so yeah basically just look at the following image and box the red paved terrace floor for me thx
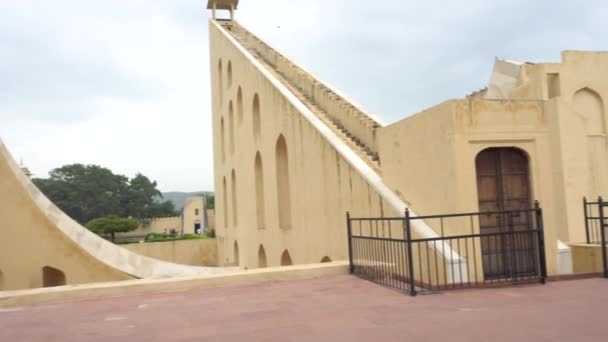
[0,275,607,341]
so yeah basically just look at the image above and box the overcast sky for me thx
[0,0,606,192]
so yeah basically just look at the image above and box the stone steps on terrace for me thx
[222,22,380,171]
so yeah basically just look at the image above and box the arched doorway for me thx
[280,250,293,266]
[258,245,267,268]
[234,241,240,266]
[42,266,66,287]
[320,256,332,263]
[476,147,533,279]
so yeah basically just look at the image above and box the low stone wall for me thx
[123,239,218,267]
[570,244,605,273]
[0,262,349,308]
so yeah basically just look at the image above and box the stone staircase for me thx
[221,22,381,171]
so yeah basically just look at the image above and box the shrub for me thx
[144,233,208,243]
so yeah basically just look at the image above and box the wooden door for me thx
[476,148,533,279]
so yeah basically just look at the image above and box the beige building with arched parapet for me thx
[115,196,210,242]
[208,1,607,277]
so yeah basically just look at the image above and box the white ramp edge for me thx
[0,139,238,279]
[213,20,467,283]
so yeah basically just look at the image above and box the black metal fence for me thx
[583,197,608,277]
[347,203,547,296]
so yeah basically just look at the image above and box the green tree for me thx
[34,164,129,223]
[205,193,215,209]
[147,200,178,217]
[86,216,139,242]
[33,164,176,224]
[122,173,176,218]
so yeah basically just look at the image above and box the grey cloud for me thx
[0,1,174,123]
[244,0,607,123]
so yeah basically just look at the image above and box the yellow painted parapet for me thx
[0,139,237,291]
[0,261,348,308]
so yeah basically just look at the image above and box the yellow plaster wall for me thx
[379,99,561,274]
[210,15,607,279]
[511,52,608,243]
[118,216,182,239]
[0,151,132,291]
[210,20,395,270]
[569,244,606,273]
[122,239,218,267]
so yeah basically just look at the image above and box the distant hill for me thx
[161,191,213,211]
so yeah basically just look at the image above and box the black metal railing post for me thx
[346,211,354,274]
[583,197,590,244]
[404,209,417,296]
[598,197,608,278]
[534,201,547,284]
[507,214,517,280]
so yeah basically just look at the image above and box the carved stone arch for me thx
[573,87,608,197]
[280,250,293,266]
[229,101,235,154]
[227,60,233,88]
[255,151,266,229]
[220,117,226,162]
[42,266,66,287]
[573,87,605,135]
[237,87,243,125]
[275,135,292,229]
[218,59,223,104]
[253,94,261,138]
[222,176,228,228]
[234,240,239,266]
[258,245,267,268]
[231,169,238,227]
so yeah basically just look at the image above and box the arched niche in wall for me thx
[255,152,266,229]
[227,60,233,88]
[42,266,66,288]
[275,135,292,229]
[574,87,607,197]
[574,87,606,135]
[253,94,261,138]
[320,256,332,263]
[258,245,267,268]
[231,169,238,227]
[218,59,223,105]
[229,101,235,155]
[234,241,239,266]
[280,250,293,266]
[237,87,243,126]
[220,117,226,162]
[222,176,228,228]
